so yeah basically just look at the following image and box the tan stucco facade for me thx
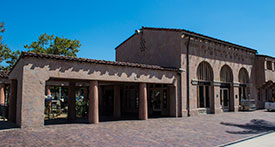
[116,27,265,116]
[8,55,180,128]
[6,27,275,129]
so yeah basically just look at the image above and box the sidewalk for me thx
[228,132,275,147]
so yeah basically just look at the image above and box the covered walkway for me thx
[8,52,181,128]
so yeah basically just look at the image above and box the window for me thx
[197,62,213,108]
[266,61,272,70]
[220,65,233,83]
[197,62,213,81]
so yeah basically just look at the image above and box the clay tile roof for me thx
[0,70,9,79]
[21,52,178,71]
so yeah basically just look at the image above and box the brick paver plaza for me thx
[0,110,275,147]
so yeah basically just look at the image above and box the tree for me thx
[0,22,13,70]
[0,24,82,70]
[24,33,81,57]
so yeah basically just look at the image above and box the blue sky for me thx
[1,0,275,61]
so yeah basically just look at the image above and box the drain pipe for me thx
[186,35,191,117]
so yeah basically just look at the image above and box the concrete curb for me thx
[216,130,275,147]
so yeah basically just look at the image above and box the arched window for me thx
[239,68,249,84]
[197,61,213,81]
[220,65,233,111]
[220,65,233,83]
[238,68,249,104]
[197,61,213,109]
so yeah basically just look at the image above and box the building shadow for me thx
[221,119,275,134]
[0,120,19,130]
[44,118,88,126]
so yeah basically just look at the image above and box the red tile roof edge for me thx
[20,52,179,72]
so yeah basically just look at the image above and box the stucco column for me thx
[114,85,121,118]
[139,83,148,120]
[169,85,178,117]
[229,87,234,112]
[8,80,17,123]
[0,84,5,105]
[68,82,76,120]
[214,86,222,114]
[233,87,239,112]
[88,81,99,124]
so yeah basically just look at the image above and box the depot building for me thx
[1,27,275,128]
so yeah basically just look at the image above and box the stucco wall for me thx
[9,59,24,127]
[264,58,275,82]
[180,38,257,114]
[9,57,181,128]
[255,56,265,87]
[116,29,182,68]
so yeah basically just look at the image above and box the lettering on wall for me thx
[186,38,254,63]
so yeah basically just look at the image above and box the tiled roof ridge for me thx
[21,52,178,71]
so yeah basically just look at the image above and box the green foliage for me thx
[0,22,81,70]
[24,33,81,57]
[76,98,88,118]
[0,22,14,70]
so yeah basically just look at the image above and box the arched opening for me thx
[197,61,214,112]
[238,68,249,108]
[220,65,233,112]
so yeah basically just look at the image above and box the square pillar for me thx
[139,83,148,120]
[169,85,178,117]
[68,82,76,120]
[114,85,121,118]
[8,80,17,123]
[88,81,99,124]
[0,84,5,105]
[234,87,239,112]
[214,86,222,114]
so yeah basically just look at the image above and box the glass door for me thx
[153,89,162,112]
[220,88,229,111]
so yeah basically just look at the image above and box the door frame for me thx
[220,88,230,111]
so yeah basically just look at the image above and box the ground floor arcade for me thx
[43,80,176,124]
[7,52,180,128]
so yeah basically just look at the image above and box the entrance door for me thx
[100,87,114,116]
[198,85,210,108]
[220,88,229,111]
[152,89,162,112]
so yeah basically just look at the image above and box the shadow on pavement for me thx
[0,120,19,130]
[44,118,88,126]
[44,116,139,126]
[221,119,275,134]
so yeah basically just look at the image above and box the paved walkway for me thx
[0,110,275,147]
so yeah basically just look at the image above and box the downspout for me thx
[186,35,191,117]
